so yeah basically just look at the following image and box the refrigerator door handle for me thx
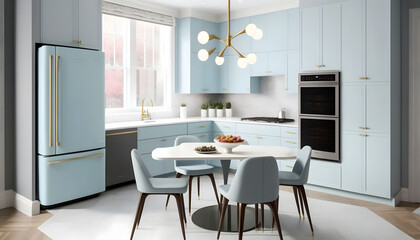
[55,55,60,146]
[49,55,53,147]
[48,153,105,165]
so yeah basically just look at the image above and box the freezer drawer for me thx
[38,149,105,206]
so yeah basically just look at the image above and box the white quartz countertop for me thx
[105,117,298,131]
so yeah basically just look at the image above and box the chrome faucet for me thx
[141,98,154,120]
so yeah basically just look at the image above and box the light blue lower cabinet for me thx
[341,132,365,193]
[38,149,105,206]
[307,160,342,189]
[192,133,210,142]
[366,133,391,198]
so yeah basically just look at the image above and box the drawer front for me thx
[308,160,342,189]
[138,124,187,140]
[192,133,210,142]
[188,121,211,134]
[212,121,236,132]
[281,127,298,139]
[279,159,296,172]
[281,137,299,148]
[38,149,105,206]
[259,135,281,146]
[236,123,281,137]
[138,136,177,155]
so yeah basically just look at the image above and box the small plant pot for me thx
[217,109,224,118]
[225,109,232,118]
[201,109,207,118]
[208,108,216,118]
[180,107,187,119]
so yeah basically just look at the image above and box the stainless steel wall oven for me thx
[299,71,340,162]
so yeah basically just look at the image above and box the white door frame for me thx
[409,8,420,203]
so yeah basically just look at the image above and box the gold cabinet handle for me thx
[199,126,206,128]
[55,56,60,146]
[286,140,296,144]
[49,55,53,147]
[73,40,78,44]
[359,77,369,80]
[315,65,325,68]
[358,126,370,130]
[223,88,228,91]
[246,88,250,90]
[199,134,206,138]
[359,134,368,137]
[264,71,272,74]
[285,164,293,168]
[256,137,263,139]
[202,89,209,91]
[106,130,138,136]
[79,40,83,44]
[222,126,230,128]
[286,131,296,134]
[161,139,167,142]
[48,153,104,165]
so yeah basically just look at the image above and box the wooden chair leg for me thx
[271,198,279,232]
[267,201,283,240]
[298,187,305,219]
[188,176,193,216]
[136,194,147,228]
[217,197,229,240]
[254,204,259,232]
[208,174,221,209]
[166,173,183,210]
[180,193,187,225]
[197,176,200,200]
[238,203,247,240]
[293,186,302,219]
[130,194,143,240]
[174,194,186,240]
[260,203,264,232]
[299,186,314,235]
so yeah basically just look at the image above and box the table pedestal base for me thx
[191,205,259,232]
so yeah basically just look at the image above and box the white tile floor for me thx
[38,173,413,240]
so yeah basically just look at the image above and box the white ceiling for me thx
[139,0,298,15]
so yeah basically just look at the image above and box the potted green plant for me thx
[208,101,216,118]
[201,103,208,118]
[216,102,224,118]
[225,102,232,118]
[180,103,187,119]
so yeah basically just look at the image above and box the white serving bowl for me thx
[213,138,245,153]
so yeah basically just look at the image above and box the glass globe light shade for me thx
[197,31,210,44]
[246,53,257,64]
[198,49,209,61]
[237,57,248,69]
[245,24,257,36]
[253,28,263,40]
[215,56,225,65]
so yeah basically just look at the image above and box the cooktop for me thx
[240,117,295,124]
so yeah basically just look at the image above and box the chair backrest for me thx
[226,156,279,204]
[292,146,312,184]
[174,135,206,167]
[131,149,154,193]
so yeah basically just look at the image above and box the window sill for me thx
[105,107,173,123]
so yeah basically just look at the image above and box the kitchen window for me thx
[102,14,171,110]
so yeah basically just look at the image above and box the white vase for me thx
[208,108,216,118]
[180,107,187,119]
[201,109,207,118]
[225,109,232,118]
[217,109,224,118]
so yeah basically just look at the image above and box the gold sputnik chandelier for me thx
[197,0,263,68]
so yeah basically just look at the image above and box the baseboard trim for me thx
[0,190,40,216]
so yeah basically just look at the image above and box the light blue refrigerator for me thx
[37,46,105,206]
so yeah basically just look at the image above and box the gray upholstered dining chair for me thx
[217,156,283,240]
[165,135,220,216]
[130,149,188,240]
[278,145,314,235]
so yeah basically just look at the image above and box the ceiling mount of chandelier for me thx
[197,0,263,69]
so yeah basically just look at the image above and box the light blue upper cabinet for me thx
[269,52,287,76]
[286,50,299,93]
[251,11,288,53]
[230,18,251,55]
[40,0,101,50]
[342,0,365,83]
[341,84,365,132]
[321,3,341,71]
[300,7,321,71]
[250,53,269,76]
[191,18,218,54]
[218,60,229,93]
[227,56,257,93]
[366,0,391,82]
[288,8,300,50]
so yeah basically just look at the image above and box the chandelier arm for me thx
[231,29,246,40]
[230,45,245,58]
[208,47,216,56]
[218,45,228,57]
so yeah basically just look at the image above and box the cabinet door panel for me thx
[366,134,390,198]
[250,14,270,53]
[288,8,300,50]
[269,51,287,76]
[78,0,102,50]
[301,7,321,71]
[287,50,299,93]
[191,19,218,54]
[366,0,391,82]
[230,18,251,53]
[228,56,251,93]
[322,3,341,70]
[341,132,365,193]
[260,136,281,146]
[41,0,78,47]
[270,11,288,51]
[250,53,269,76]
[237,133,259,146]
[342,0,365,83]
[55,47,105,155]
[190,54,206,93]
[341,84,365,132]
[366,83,390,133]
